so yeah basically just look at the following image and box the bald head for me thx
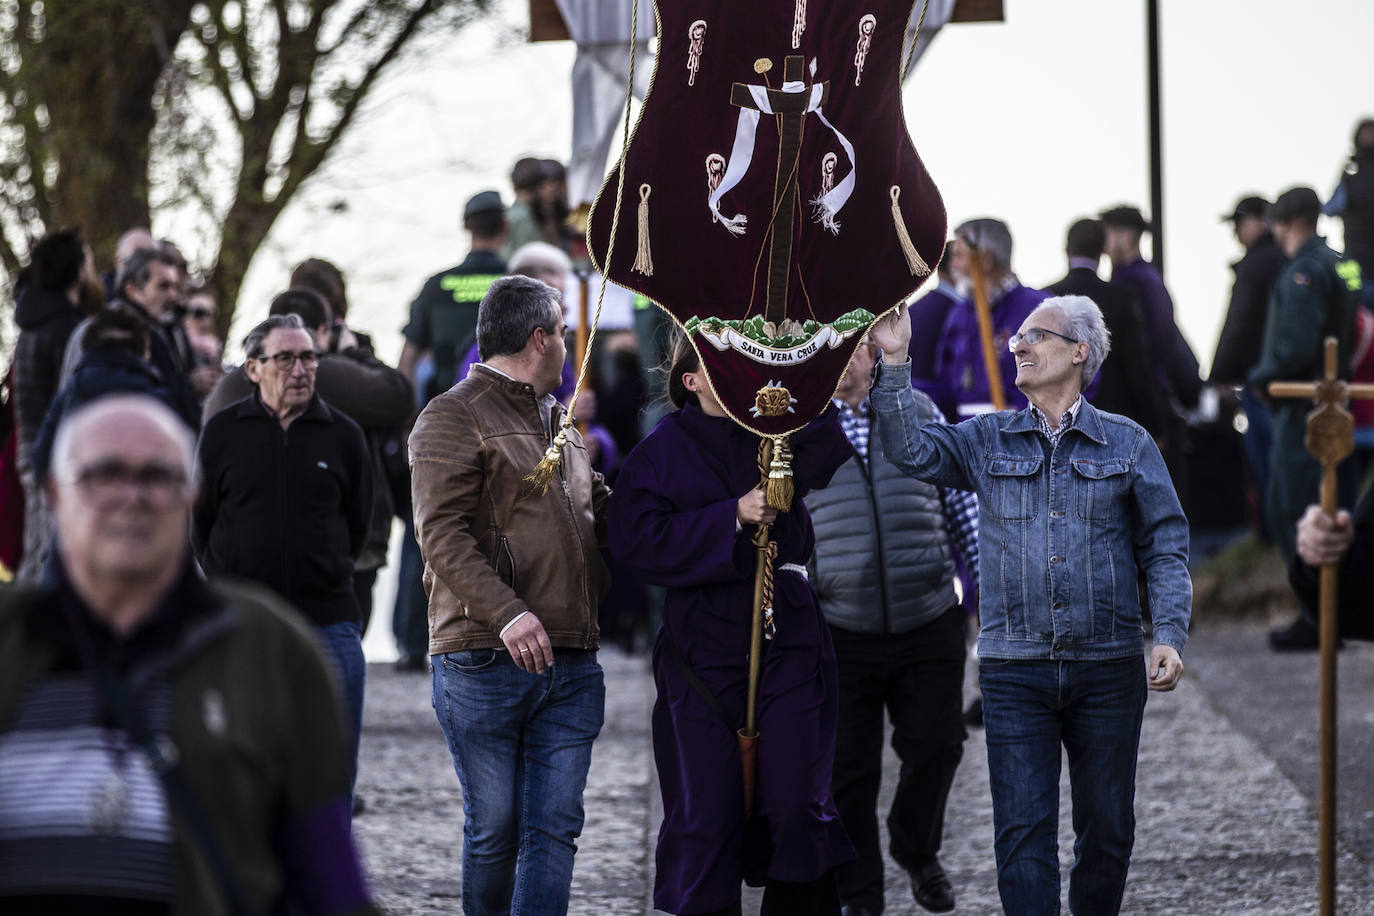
[47,395,197,610]
[50,395,195,487]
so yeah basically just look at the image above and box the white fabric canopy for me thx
[557,0,656,207]
[902,0,958,79]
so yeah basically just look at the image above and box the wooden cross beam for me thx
[1267,336,1374,916]
[730,55,828,324]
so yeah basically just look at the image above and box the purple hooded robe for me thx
[608,402,855,913]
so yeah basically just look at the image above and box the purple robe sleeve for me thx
[608,418,759,587]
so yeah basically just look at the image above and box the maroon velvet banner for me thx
[588,0,946,436]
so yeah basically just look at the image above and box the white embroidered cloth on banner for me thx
[707,78,857,235]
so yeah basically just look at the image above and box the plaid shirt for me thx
[836,399,979,584]
[1030,396,1083,448]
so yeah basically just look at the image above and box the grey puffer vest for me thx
[805,403,958,635]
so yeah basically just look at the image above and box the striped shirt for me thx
[836,399,980,583]
[0,676,174,905]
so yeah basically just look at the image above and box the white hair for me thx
[1039,295,1111,390]
[956,218,1013,271]
[50,394,197,487]
[508,241,572,278]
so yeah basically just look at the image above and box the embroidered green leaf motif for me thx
[685,309,876,348]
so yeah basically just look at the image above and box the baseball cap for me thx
[1270,187,1322,225]
[1222,195,1269,223]
[463,190,505,219]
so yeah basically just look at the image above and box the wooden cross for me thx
[730,55,828,324]
[1267,336,1374,916]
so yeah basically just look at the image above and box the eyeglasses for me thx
[187,307,215,320]
[1008,327,1080,352]
[254,350,319,370]
[68,460,189,507]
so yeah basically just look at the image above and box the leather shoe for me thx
[910,862,955,913]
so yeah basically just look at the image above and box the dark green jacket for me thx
[1248,235,1360,390]
[0,570,377,915]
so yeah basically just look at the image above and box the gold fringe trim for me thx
[524,426,570,493]
[633,184,654,276]
[764,436,794,511]
[890,186,930,277]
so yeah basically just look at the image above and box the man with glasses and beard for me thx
[193,314,373,801]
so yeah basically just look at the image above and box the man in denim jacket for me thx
[868,295,1190,915]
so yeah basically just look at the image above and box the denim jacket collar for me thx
[1000,399,1109,446]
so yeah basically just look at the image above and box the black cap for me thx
[1098,205,1150,234]
[1222,195,1269,223]
[463,190,505,219]
[1270,187,1322,225]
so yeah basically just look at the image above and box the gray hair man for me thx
[0,395,375,912]
[410,274,609,914]
[59,245,201,428]
[868,294,1191,915]
[201,291,414,636]
[193,314,374,797]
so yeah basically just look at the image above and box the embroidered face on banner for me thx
[588,0,946,437]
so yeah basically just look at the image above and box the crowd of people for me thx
[0,115,1369,915]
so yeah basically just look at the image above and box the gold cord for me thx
[527,0,643,490]
[900,0,932,83]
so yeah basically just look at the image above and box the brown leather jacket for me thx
[409,365,609,654]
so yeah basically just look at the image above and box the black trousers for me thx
[828,606,967,913]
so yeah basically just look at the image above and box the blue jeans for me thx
[979,657,1147,916]
[432,647,605,916]
[317,621,366,798]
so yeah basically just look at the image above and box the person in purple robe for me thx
[608,336,856,916]
[906,253,960,381]
[926,218,1050,421]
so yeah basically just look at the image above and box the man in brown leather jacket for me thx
[409,274,609,915]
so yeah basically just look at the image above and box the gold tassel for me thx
[524,425,571,493]
[633,183,654,276]
[890,186,930,277]
[765,436,794,511]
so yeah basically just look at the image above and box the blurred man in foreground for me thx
[0,395,374,913]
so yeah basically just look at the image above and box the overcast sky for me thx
[220,0,1374,377]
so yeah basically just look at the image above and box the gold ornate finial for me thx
[754,383,793,418]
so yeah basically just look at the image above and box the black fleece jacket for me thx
[193,394,373,626]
